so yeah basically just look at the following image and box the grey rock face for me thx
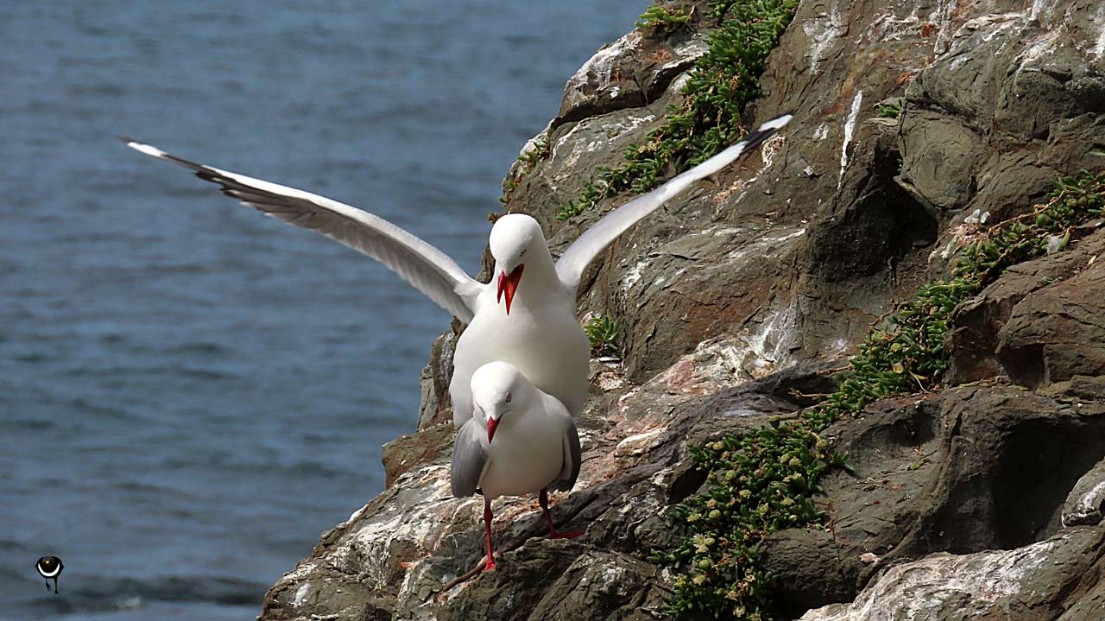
[998,257,1105,389]
[1063,456,1105,528]
[945,229,1105,386]
[261,0,1105,619]
[800,527,1105,621]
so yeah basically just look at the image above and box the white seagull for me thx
[122,114,791,424]
[450,361,582,571]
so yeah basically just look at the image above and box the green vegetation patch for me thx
[659,171,1105,619]
[585,314,622,357]
[807,170,1105,426]
[875,100,903,119]
[637,4,694,37]
[557,0,800,220]
[654,421,846,619]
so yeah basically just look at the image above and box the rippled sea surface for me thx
[0,2,642,618]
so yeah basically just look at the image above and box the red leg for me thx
[540,488,584,540]
[483,497,497,571]
[539,488,559,537]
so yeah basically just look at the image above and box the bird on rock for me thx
[450,361,581,571]
[123,114,791,424]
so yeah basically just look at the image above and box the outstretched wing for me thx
[122,138,482,323]
[554,113,793,288]
[450,419,488,498]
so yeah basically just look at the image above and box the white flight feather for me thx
[122,138,481,323]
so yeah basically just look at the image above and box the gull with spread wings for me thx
[123,113,791,424]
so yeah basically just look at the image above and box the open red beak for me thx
[487,418,498,443]
[496,265,525,315]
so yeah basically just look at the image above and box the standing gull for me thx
[122,114,791,423]
[451,361,581,571]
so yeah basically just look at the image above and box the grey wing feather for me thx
[554,113,793,289]
[121,138,482,323]
[549,415,582,493]
[450,420,488,498]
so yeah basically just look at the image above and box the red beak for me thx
[487,417,498,443]
[496,265,525,315]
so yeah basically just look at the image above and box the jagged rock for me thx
[799,527,1105,621]
[899,2,1105,221]
[892,387,1105,552]
[262,0,1105,618]
[1063,455,1105,528]
[945,228,1105,386]
[381,423,453,488]
[899,107,984,212]
[761,385,1105,616]
[997,254,1105,389]
[435,548,666,621]
[416,328,459,432]
[556,19,710,126]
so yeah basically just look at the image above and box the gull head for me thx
[471,361,532,443]
[489,214,547,314]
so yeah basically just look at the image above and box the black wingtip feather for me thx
[740,114,790,151]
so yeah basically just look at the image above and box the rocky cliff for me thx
[260,1,1105,619]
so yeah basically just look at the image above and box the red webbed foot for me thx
[548,527,585,540]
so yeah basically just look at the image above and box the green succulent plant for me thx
[585,315,622,357]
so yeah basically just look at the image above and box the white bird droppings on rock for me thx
[615,428,666,457]
[344,465,457,586]
[620,256,651,293]
[1093,6,1105,58]
[839,90,863,188]
[927,0,960,55]
[562,32,642,110]
[724,228,806,262]
[803,3,844,75]
[293,583,310,607]
[800,539,1059,620]
[1063,480,1105,526]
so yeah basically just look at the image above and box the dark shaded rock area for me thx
[261,0,1105,619]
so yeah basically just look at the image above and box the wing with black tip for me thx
[122,138,482,323]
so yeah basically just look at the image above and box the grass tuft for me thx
[585,315,622,357]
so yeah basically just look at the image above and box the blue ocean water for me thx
[0,2,643,618]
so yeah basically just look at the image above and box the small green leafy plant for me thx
[637,4,693,35]
[653,420,846,618]
[585,315,622,357]
[875,101,903,119]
